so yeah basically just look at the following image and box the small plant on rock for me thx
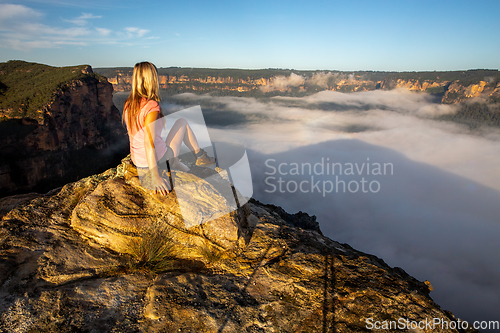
[128,221,177,274]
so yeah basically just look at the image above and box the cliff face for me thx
[97,67,500,104]
[0,62,128,197]
[0,156,478,332]
[109,73,268,94]
[380,78,500,103]
[442,81,500,103]
[379,78,449,92]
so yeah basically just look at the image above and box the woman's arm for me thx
[144,111,170,195]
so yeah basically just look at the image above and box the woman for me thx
[122,61,215,196]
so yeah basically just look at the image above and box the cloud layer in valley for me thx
[165,89,500,328]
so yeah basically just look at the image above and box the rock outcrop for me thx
[0,61,129,197]
[442,80,499,103]
[0,156,478,332]
[71,159,247,255]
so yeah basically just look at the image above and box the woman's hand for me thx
[151,174,170,196]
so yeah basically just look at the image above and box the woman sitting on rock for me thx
[122,61,215,196]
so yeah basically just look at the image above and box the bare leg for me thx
[165,118,201,170]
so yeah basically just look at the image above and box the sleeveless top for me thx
[124,98,168,168]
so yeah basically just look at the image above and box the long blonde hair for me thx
[122,61,161,133]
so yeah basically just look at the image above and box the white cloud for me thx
[0,3,42,21]
[96,27,112,36]
[0,4,152,50]
[308,72,335,88]
[64,12,102,26]
[125,27,150,38]
[169,90,500,324]
[260,73,306,92]
[79,13,101,20]
[173,90,497,190]
[0,4,91,50]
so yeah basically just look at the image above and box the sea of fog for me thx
[154,89,500,329]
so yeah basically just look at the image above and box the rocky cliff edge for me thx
[0,156,478,332]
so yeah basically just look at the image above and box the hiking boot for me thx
[195,149,216,166]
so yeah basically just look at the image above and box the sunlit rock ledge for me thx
[0,156,478,332]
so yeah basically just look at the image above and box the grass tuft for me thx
[128,222,177,274]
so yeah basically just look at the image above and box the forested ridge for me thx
[95,66,500,83]
[0,60,107,122]
[439,102,500,129]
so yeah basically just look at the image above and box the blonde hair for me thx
[122,61,161,133]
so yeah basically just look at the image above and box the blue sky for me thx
[0,0,499,71]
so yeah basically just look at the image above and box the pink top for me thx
[124,98,168,168]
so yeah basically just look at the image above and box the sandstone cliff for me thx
[96,67,500,104]
[0,156,478,332]
[0,61,128,197]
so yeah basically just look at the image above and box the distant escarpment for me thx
[0,156,478,332]
[0,60,128,197]
[95,67,500,104]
